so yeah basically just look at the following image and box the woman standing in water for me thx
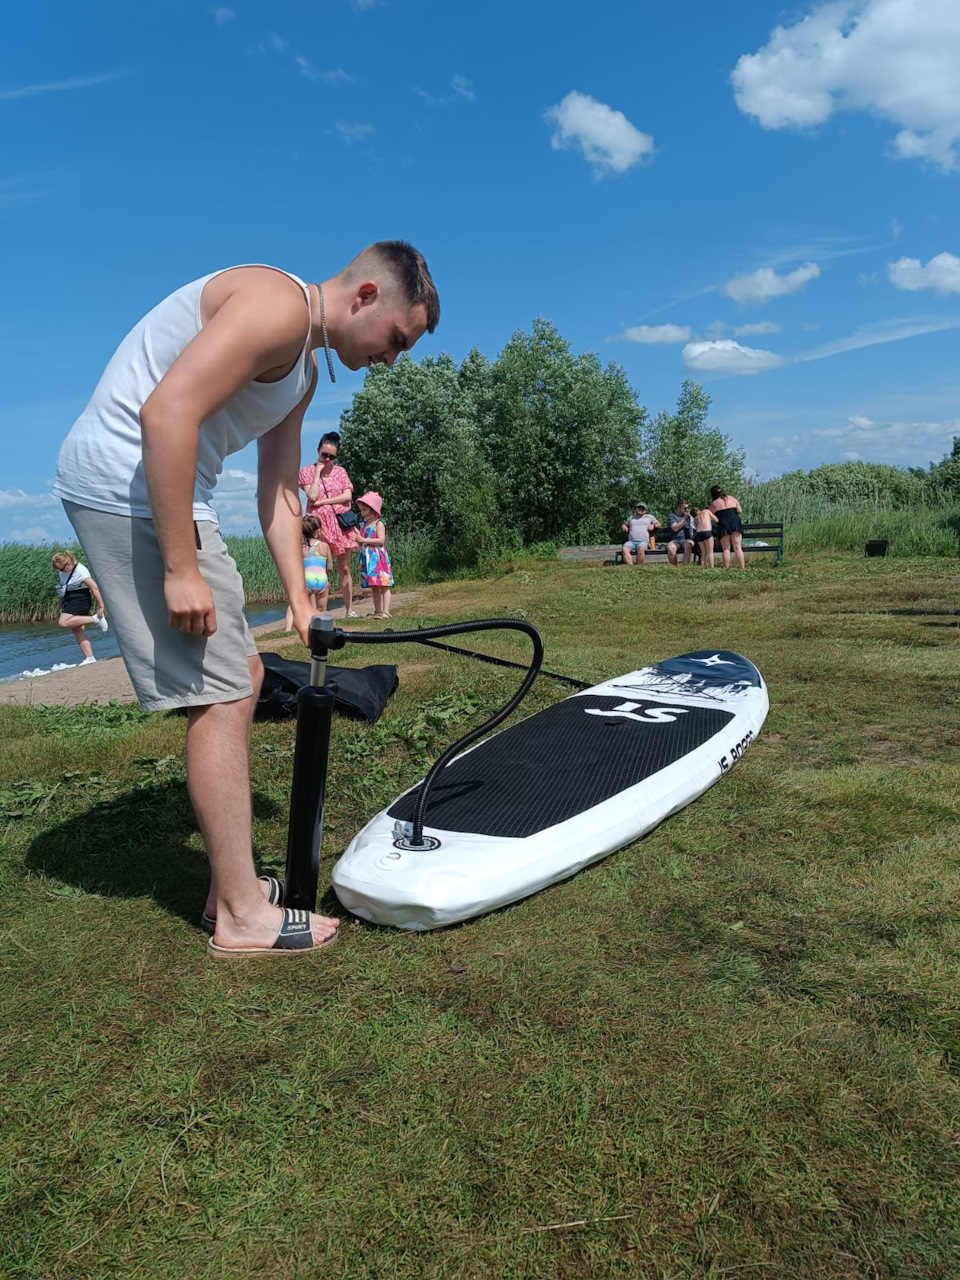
[52,550,108,664]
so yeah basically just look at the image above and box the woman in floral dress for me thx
[298,431,359,617]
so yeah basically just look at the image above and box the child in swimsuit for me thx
[691,507,718,568]
[355,491,394,618]
[284,515,331,630]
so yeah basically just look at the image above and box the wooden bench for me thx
[608,521,784,565]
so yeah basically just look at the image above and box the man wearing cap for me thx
[621,502,661,566]
[52,241,440,958]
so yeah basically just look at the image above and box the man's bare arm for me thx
[258,367,319,647]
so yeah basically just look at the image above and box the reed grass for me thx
[0,530,442,623]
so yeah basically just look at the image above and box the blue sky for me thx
[2,0,959,544]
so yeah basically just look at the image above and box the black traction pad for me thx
[388,693,734,838]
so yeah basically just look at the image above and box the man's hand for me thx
[165,568,217,635]
[290,597,318,648]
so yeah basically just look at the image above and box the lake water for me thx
[0,605,286,684]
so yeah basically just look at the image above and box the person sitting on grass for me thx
[621,502,660,566]
[51,551,108,665]
[355,491,394,618]
[284,515,331,631]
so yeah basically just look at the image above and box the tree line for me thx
[339,319,742,568]
[336,318,960,567]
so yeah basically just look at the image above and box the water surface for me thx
[0,605,285,684]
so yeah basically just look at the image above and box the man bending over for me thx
[53,242,440,958]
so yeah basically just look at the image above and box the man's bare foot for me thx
[203,873,283,926]
[208,903,340,957]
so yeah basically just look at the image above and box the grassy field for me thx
[2,554,959,1278]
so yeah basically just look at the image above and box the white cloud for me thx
[810,415,960,460]
[800,320,820,330]
[9,524,57,544]
[414,76,476,107]
[888,251,960,293]
[620,324,691,345]
[723,262,820,304]
[335,120,375,143]
[800,315,960,361]
[0,489,67,545]
[295,57,352,84]
[0,487,58,511]
[544,91,654,177]
[749,413,960,475]
[212,7,235,24]
[682,339,790,376]
[732,0,960,172]
[0,73,124,101]
[733,320,783,336]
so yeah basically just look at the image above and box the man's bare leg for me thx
[190,657,338,948]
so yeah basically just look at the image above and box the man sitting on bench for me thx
[621,502,661,566]
[666,500,695,565]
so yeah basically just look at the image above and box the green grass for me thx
[2,554,960,1278]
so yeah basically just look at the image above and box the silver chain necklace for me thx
[317,284,336,384]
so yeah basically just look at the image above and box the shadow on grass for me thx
[23,781,283,925]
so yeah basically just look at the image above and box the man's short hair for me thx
[345,241,440,333]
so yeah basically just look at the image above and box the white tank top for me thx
[53,266,315,524]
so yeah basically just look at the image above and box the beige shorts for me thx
[63,501,258,712]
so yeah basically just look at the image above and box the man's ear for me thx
[355,281,379,307]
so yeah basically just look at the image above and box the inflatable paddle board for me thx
[331,650,768,930]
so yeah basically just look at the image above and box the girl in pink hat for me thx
[356,491,394,618]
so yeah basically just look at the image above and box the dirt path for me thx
[0,592,420,708]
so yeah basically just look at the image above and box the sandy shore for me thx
[0,593,418,709]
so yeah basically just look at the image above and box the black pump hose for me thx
[333,618,544,845]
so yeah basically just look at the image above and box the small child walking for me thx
[285,515,332,630]
[356,491,394,618]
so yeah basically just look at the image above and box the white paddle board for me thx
[331,650,768,930]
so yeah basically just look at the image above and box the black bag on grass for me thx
[256,651,398,723]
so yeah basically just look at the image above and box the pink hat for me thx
[356,491,383,517]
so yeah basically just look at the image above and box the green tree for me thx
[339,353,463,534]
[926,437,960,500]
[636,379,745,516]
[774,459,932,507]
[340,350,501,568]
[478,318,645,544]
[339,322,646,561]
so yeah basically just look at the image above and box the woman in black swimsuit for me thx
[709,485,745,570]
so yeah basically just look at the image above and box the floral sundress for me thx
[359,520,393,588]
